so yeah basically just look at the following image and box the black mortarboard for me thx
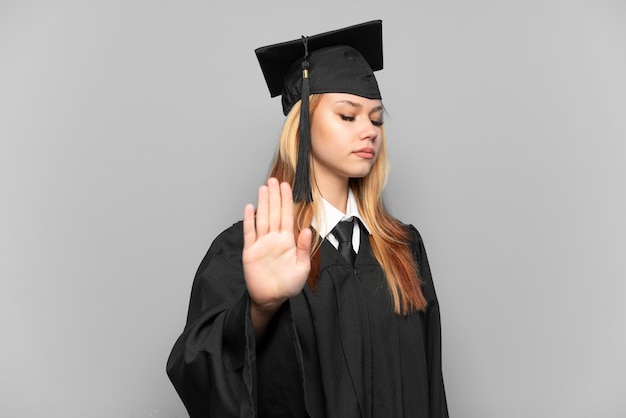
[255,20,384,202]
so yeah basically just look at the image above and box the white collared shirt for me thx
[311,188,371,253]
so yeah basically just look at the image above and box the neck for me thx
[316,177,349,213]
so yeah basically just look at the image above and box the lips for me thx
[353,147,376,159]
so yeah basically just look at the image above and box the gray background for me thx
[1,1,625,417]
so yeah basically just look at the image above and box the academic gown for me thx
[167,220,448,418]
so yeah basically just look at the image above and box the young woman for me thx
[167,20,449,418]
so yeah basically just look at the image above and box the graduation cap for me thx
[255,20,384,202]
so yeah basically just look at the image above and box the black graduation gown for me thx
[167,221,448,418]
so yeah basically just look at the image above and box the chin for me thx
[349,169,373,179]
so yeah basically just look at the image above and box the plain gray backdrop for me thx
[1,1,625,417]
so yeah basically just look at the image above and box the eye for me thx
[339,114,355,122]
[371,119,384,127]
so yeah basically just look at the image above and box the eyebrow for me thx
[334,100,384,115]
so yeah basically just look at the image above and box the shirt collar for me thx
[311,188,371,239]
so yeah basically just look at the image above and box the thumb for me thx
[295,228,313,266]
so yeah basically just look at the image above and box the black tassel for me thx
[293,36,313,202]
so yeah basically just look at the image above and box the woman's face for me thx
[309,93,384,186]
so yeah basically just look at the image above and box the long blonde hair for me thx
[268,95,427,314]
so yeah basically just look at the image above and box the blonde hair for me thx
[268,95,427,314]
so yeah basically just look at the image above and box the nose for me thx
[359,119,379,142]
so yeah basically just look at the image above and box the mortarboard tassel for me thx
[293,36,313,203]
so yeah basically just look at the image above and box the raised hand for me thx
[243,178,312,338]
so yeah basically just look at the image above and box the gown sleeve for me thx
[166,222,258,418]
[409,225,450,418]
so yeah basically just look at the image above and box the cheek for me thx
[374,130,384,150]
[310,114,328,146]
[311,118,342,149]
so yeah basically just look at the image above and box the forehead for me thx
[320,93,383,109]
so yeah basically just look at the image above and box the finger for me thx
[280,182,294,234]
[296,227,313,266]
[267,177,281,232]
[242,203,256,250]
[255,184,269,236]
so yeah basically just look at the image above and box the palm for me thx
[243,179,311,311]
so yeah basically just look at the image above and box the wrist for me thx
[249,297,286,316]
[249,296,287,341]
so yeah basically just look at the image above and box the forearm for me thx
[249,297,286,340]
[167,292,257,417]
